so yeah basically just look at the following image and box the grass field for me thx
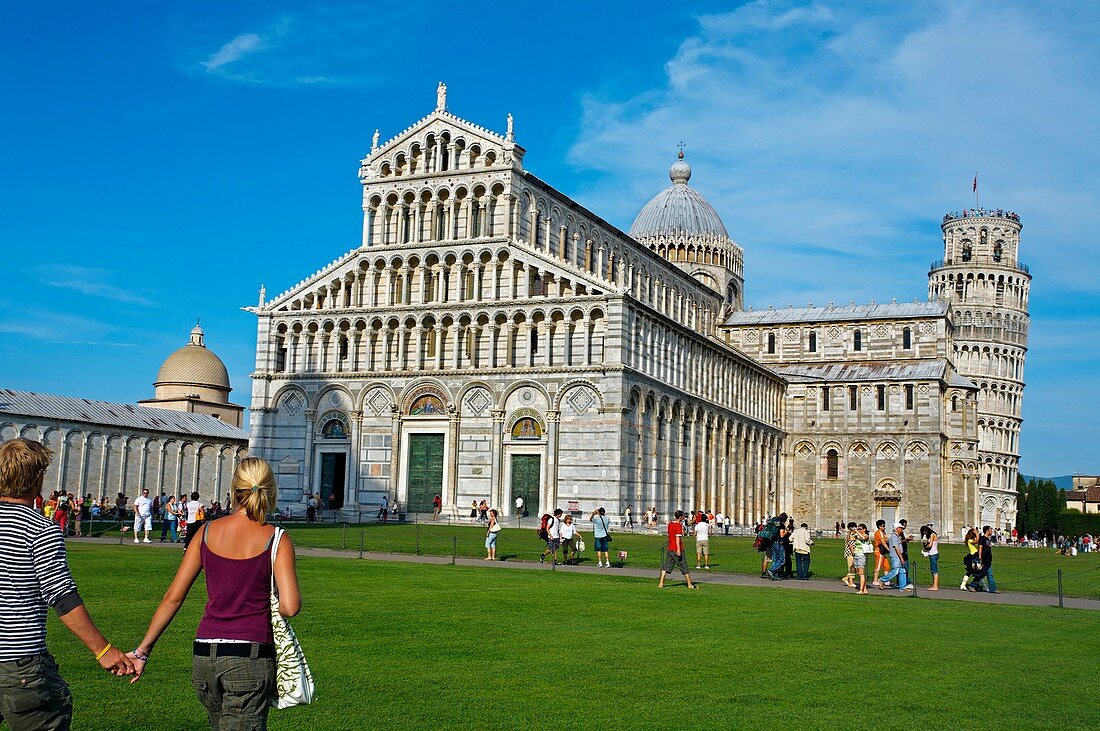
[268,522,1100,599]
[48,544,1100,730]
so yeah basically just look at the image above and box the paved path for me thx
[75,536,1099,611]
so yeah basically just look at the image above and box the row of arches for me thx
[930,270,1030,310]
[974,380,1024,418]
[374,129,502,178]
[0,422,247,503]
[956,344,1026,382]
[271,307,608,374]
[639,233,743,274]
[276,248,602,314]
[977,416,1021,457]
[627,312,783,426]
[625,386,782,525]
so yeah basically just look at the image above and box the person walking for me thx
[539,508,563,564]
[590,507,612,568]
[871,519,890,587]
[432,494,442,521]
[306,493,317,523]
[183,492,205,549]
[54,490,70,537]
[623,503,634,530]
[879,522,913,592]
[379,494,389,523]
[842,522,858,588]
[0,438,135,730]
[791,522,813,579]
[658,510,697,589]
[852,524,871,594]
[132,488,154,544]
[560,514,579,564]
[920,524,940,591]
[694,514,711,570]
[484,509,501,560]
[972,525,1000,593]
[160,496,180,543]
[767,513,789,580]
[127,457,301,730]
[514,495,524,519]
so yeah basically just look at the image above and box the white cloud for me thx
[202,32,264,72]
[39,266,154,307]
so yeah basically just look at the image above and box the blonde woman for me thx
[853,524,871,594]
[560,514,579,564]
[128,457,301,730]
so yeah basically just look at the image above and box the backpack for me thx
[196,505,206,521]
[537,514,552,540]
[755,518,781,550]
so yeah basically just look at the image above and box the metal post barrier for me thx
[342,523,347,550]
[416,525,421,555]
[359,532,364,559]
[909,560,918,598]
[119,521,124,544]
[451,536,457,565]
[1057,569,1064,608]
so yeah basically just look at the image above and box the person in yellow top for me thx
[872,519,890,587]
[961,527,980,590]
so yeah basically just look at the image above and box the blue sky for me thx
[1,1,1097,476]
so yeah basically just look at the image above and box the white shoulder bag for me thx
[270,526,315,708]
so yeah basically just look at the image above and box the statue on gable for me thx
[436,81,447,111]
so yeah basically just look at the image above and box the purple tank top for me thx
[196,526,275,644]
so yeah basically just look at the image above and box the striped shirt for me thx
[0,502,81,661]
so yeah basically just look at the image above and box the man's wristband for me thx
[94,642,113,661]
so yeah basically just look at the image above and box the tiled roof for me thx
[725,301,948,327]
[1066,487,1100,503]
[0,388,248,442]
[774,360,949,383]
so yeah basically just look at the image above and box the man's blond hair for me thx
[0,438,53,499]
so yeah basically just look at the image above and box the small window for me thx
[903,327,912,349]
[767,333,776,354]
[877,385,886,411]
[962,244,972,262]
[531,328,539,354]
[849,386,857,410]
[808,331,817,352]
[951,395,958,411]
[822,387,830,411]
[532,273,544,296]
[425,329,437,358]
[339,336,349,360]
[465,271,476,299]
[853,330,862,352]
[905,384,914,410]
[826,449,839,480]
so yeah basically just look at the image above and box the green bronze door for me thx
[407,434,444,513]
[510,454,540,517]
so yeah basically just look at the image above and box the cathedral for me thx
[247,85,1029,533]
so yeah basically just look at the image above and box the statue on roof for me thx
[371,129,380,152]
[506,113,514,142]
[436,81,447,111]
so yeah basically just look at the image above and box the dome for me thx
[629,152,729,240]
[154,325,231,392]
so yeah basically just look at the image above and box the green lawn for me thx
[273,522,1100,599]
[48,544,1100,730]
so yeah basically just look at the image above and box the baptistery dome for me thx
[629,152,730,240]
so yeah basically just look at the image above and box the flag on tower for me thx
[972,172,977,193]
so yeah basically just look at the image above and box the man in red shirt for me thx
[658,510,697,589]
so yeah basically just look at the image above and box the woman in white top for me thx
[559,515,579,564]
[484,509,501,560]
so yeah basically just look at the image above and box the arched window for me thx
[826,449,839,480]
[951,395,958,411]
[853,330,862,351]
[962,243,972,262]
[409,394,445,415]
[321,418,347,438]
[902,327,912,349]
[808,331,817,352]
[339,336,349,360]
[767,333,776,354]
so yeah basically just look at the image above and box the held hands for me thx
[125,651,148,684]
[98,646,136,677]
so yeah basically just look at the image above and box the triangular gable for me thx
[364,109,512,165]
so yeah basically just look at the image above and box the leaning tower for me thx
[929,208,1030,529]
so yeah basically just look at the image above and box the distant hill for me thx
[1020,475,1076,490]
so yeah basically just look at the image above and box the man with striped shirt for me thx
[0,438,134,730]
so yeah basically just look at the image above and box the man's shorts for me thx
[134,515,152,531]
[546,538,561,552]
[594,536,610,552]
[661,549,689,574]
[0,653,72,730]
[696,540,710,555]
